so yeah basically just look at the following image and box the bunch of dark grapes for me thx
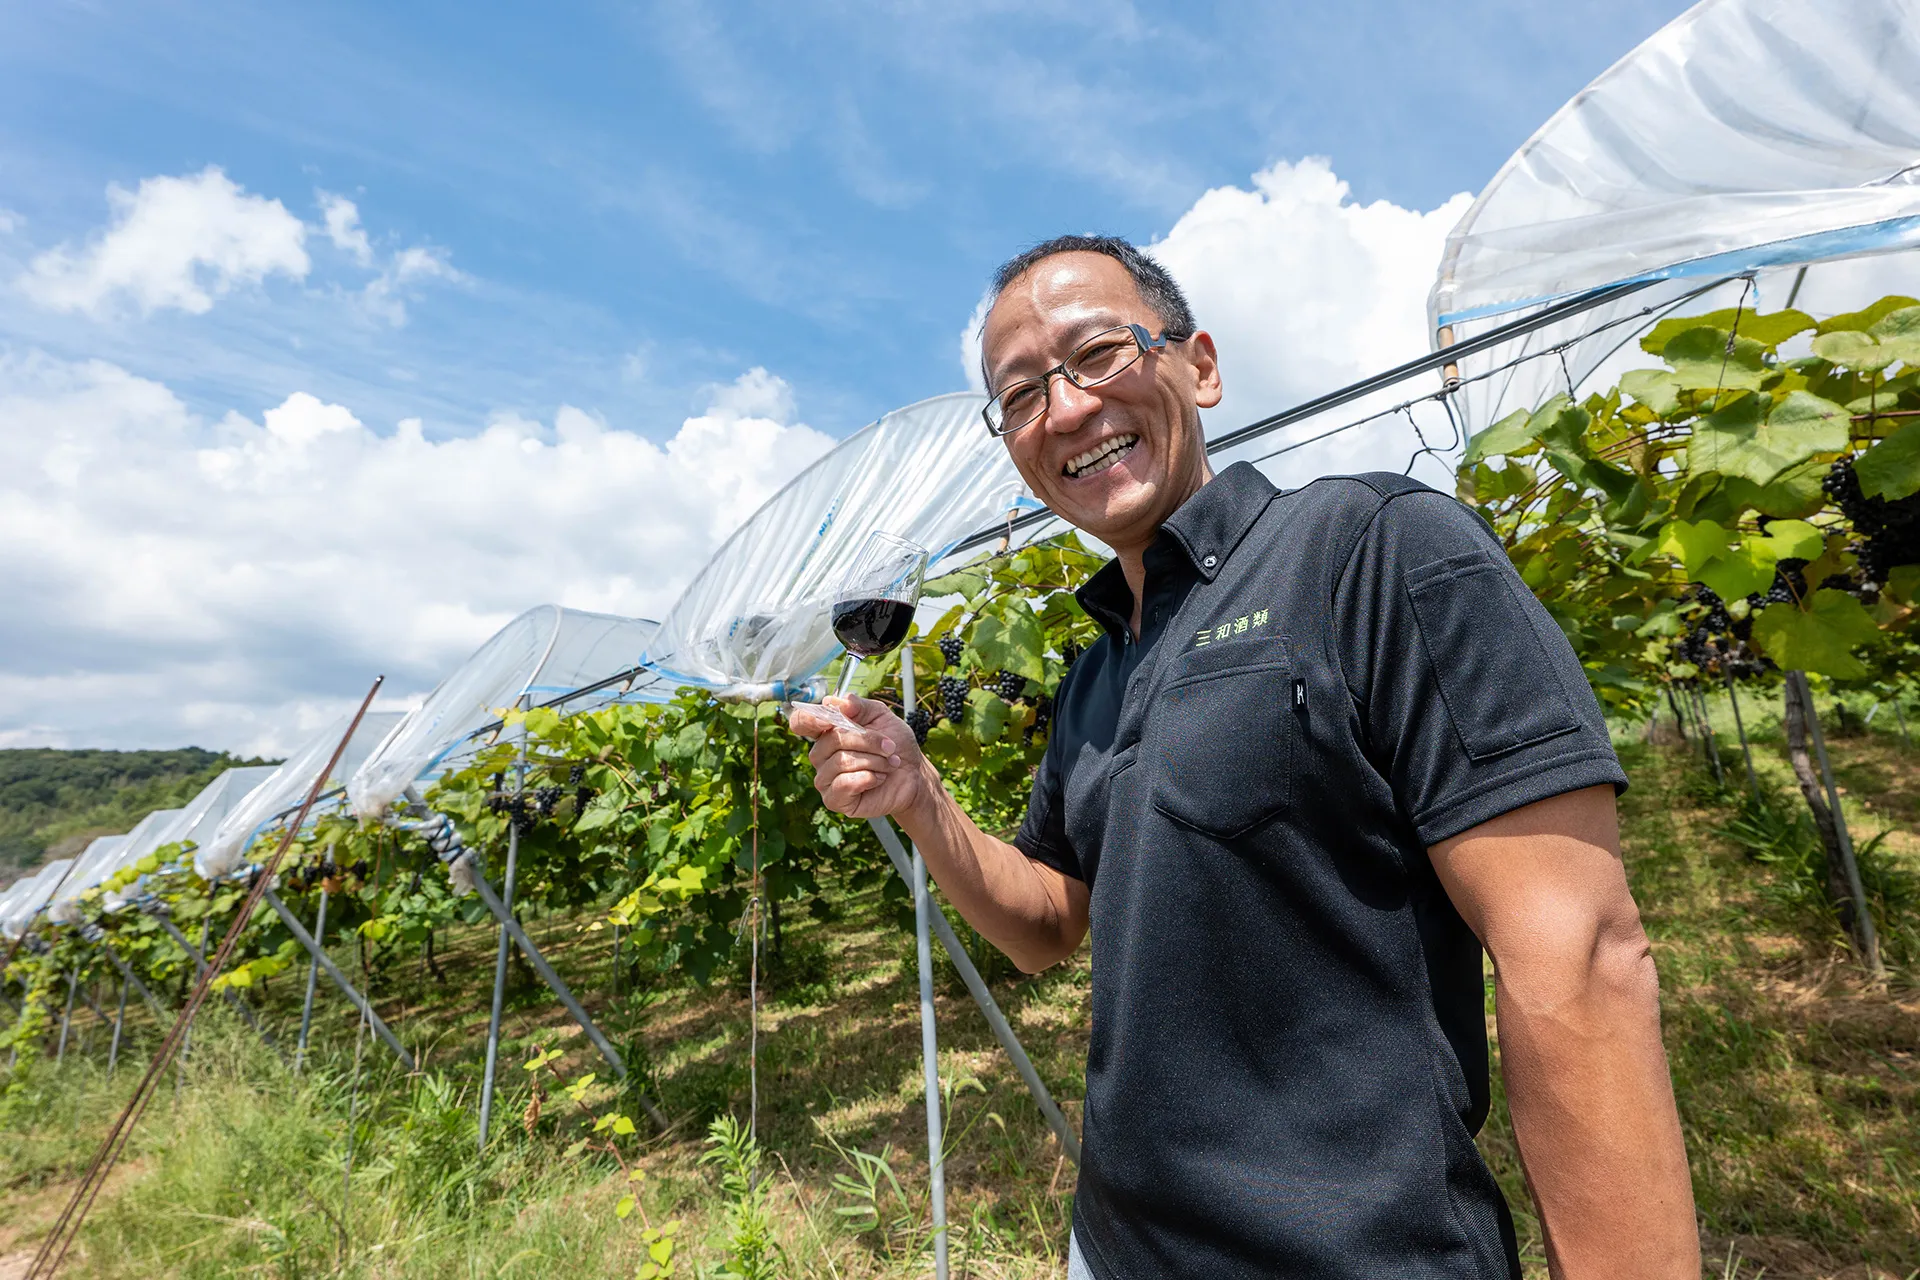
[1060,640,1083,667]
[937,635,964,667]
[937,674,969,722]
[1824,455,1920,592]
[533,784,563,816]
[567,763,585,784]
[992,669,1027,702]
[1745,557,1810,611]
[904,707,933,744]
[1023,695,1054,745]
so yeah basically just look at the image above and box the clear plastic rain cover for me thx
[349,607,663,819]
[45,835,129,924]
[1,859,72,939]
[641,392,1030,690]
[1430,0,1920,439]
[99,767,280,910]
[198,712,406,881]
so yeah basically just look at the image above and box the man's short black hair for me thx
[987,234,1197,341]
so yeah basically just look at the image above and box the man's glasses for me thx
[982,323,1178,438]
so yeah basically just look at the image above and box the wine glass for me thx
[830,531,929,697]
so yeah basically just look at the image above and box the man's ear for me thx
[1186,330,1224,410]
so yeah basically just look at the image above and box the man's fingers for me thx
[805,724,897,767]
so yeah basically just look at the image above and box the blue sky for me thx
[0,0,1680,434]
[0,0,1688,750]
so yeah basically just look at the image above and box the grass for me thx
[3,706,1917,1278]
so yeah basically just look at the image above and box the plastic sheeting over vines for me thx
[198,712,405,881]
[349,607,665,819]
[639,392,1033,691]
[1430,0,1920,439]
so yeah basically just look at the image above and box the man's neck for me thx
[1110,464,1215,639]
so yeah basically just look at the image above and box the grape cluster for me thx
[533,784,564,816]
[568,763,586,784]
[1023,694,1054,745]
[1824,455,1920,591]
[485,791,539,836]
[992,669,1027,702]
[937,635,964,667]
[1673,584,1771,680]
[1060,640,1083,667]
[937,674,969,722]
[1744,557,1809,611]
[904,707,933,744]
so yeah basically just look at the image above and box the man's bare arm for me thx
[1430,785,1697,1279]
[792,695,1088,972]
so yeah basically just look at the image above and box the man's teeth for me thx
[1065,434,1139,478]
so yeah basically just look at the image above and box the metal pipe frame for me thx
[459,858,669,1133]
[477,738,527,1153]
[1791,672,1885,980]
[901,652,950,1278]
[152,913,285,1058]
[260,886,415,1070]
[296,890,329,1072]
[867,816,1081,1164]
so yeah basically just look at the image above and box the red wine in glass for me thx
[830,531,929,696]
[832,597,915,657]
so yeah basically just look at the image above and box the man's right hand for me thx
[789,694,935,822]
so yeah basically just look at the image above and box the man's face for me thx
[981,252,1222,555]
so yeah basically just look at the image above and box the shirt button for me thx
[1202,553,1218,569]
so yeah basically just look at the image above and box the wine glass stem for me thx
[836,655,862,698]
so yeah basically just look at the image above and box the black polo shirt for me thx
[1015,462,1627,1280]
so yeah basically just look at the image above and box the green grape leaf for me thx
[1887,565,1920,605]
[1750,589,1882,679]
[1810,329,1896,372]
[1698,544,1776,601]
[923,565,989,601]
[963,688,1013,743]
[615,1193,636,1219]
[1757,519,1824,561]
[1619,369,1682,416]
[1639,307,1811,355]
[1718,461,1827,518]
[1855,420,1920,500]
[1462,407,1537,464]
[1691,390,1849,485]
[1654,518,1734,578]
[1662,327,1769,392]
[1817,296,1920,334]
[967,609,1046,682]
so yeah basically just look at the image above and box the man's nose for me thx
[1042,373,1100,434]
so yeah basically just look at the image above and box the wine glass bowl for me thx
[830,531,928,694]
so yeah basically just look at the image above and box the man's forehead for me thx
[983,254,1145,367]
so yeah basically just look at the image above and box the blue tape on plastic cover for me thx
[1436,215,1920,328]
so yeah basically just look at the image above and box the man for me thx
[793,236,1697,1279]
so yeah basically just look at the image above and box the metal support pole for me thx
[91,938,169,1023]
[261,887,415,1070]
[296,890,328,1073]
[868,817,1081,1163]
[1693,684,1725,787]
[1724,674,1760,801]
[901,650,950,1278]
[154,915,283,1055]
[478,742,526,1154]
[1791,672,1884,980]
[108,977,128,1074]
[461,860,668,1132]
[56,967,77,1063]
[180,920,211,1069]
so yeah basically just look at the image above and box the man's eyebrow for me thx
[987,313,1129,388]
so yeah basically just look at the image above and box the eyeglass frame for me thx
[981,322,1183,438]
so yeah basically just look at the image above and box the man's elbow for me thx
[1004,921,1086,975]
[1497,908,1661,1027]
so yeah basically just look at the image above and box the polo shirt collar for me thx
[1074,461,1280,639]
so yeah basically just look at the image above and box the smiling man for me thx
[792,236,1698,1279]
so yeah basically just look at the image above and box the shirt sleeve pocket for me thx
[1143,637,1293,839]
[1403,550,1581,761]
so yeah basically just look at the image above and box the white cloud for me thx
[1149,158,1473,486]
[0,209,20,236]
[0,353,833,752]
[19,168,310,317]
[962,157,1473,488]
[318,191,373,265]
[360,243,464,326]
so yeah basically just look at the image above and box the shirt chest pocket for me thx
[1140,635,1294,840]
